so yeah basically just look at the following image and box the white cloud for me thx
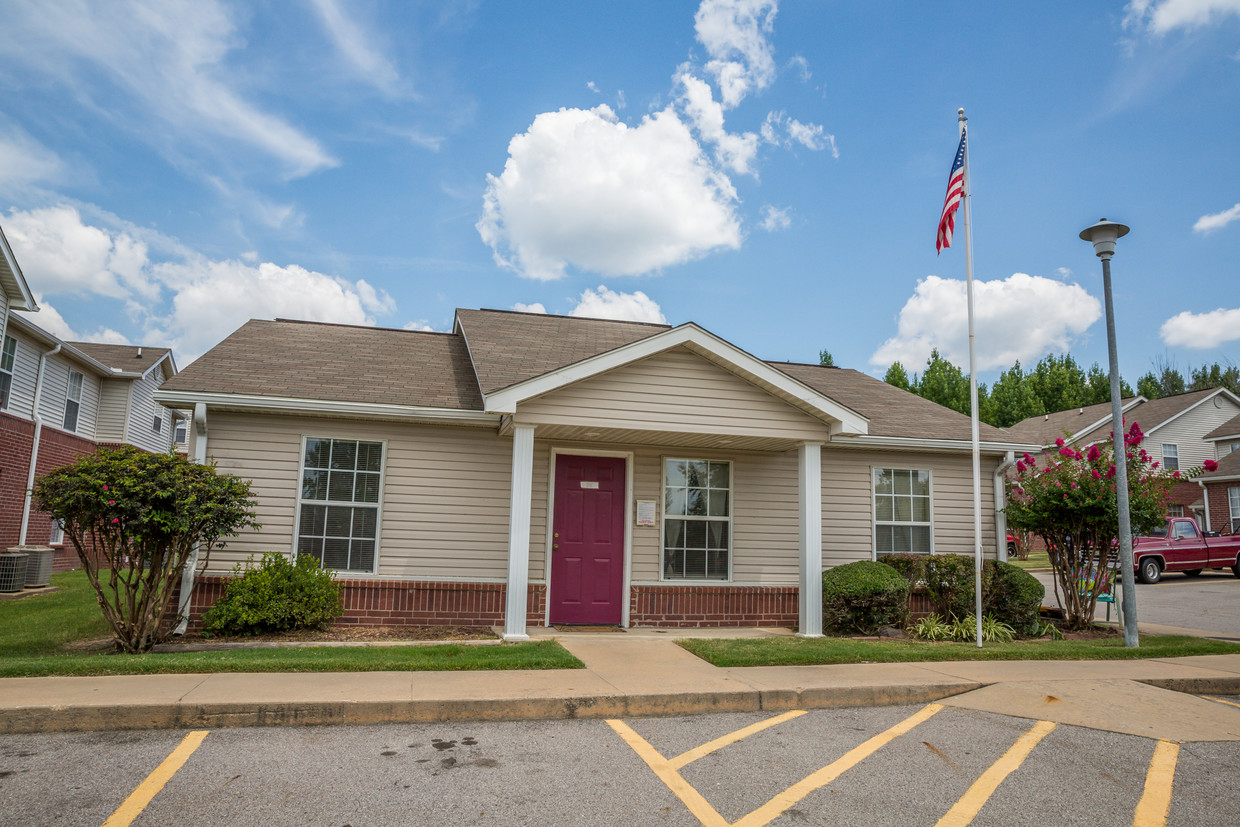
[511,302,548,314]
[763,111,838,156]
[870,274,1102,371]
[1055,267,1073,279]
[402,320,434,332]
[694,0,779,108]
[15,296,129,345]
[1193,202,1240,234]
[759,205,791,231]
[787,54,811,81]
[0,0,336,178]
[1160,306,1240,347]
[587,81,600,94]
[568,286,667,324]
[678,72,760,174]
[307,0,401,96]
[4,206,158,299]
[477,105,741,281]
[0,126,64,190]
[1125,0,1240,32]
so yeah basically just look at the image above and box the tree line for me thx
[863,351,1240,429]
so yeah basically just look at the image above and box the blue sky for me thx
[0,0,1238,387]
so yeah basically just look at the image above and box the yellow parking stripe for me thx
[606,719,729,827]
[101,730,209,827]
[1203,695,1240,710]
[669,710,807,770]
[1133,740,1179,827]
[934,720,1055,827]
[732,703,944,827]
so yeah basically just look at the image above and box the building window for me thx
[1167,504,1184,517]
[63,370,83,431]
[1230,487,1240,534]
[1162,444,1178,471]
[663,459,730,580]
[296,437,383,573]
[49,519,64,545]
[1223,440,1240,458]
[874,468,932,554]
[153,413,162,433]
[0,335,16,410]
[175,423,187,444]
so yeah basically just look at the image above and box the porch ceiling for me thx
[507,421,804,453]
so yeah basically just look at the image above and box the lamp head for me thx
[1079,218,1130,261]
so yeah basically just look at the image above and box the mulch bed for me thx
[163,625,497,646]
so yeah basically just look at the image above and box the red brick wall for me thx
[629,584,799,628]
[1165,480,1204,517]
[1204,481,1238,534]
[175,575,548,630]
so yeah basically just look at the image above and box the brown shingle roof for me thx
[770,362,1019,442]
[456,308,669,394]
[1204,447,1240,479]
[1204,413,1240,442]
[1005,398,1132,446]
[1075,388,1225,446]
[70,342,172,375]
[161,319,483,409]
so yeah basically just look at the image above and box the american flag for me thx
[936,127,967,254]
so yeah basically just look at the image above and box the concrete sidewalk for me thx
[3,629,1240,738]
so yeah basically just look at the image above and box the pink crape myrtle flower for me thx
[1204,460,1219,473]
[1086,445,1101,462]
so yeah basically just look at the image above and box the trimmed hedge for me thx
[925,553,977,620]
[821,561,910,635]
[986,560,1044,635]
[880,553,926,588]
[204,553,342,635]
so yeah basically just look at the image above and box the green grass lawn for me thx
[0,571,583,678]
[679,634,1240,668]
[1008,549,1051,571]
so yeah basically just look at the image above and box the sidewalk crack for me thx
[177,676,211,703]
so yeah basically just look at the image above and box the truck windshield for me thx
[1141,524,1170,539]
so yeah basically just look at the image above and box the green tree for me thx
[33,447,258,653]
[1189,362,1240,394]
[988,361,1045,427]
[883,361,912,392]
[818,349,835,367]
[1136,370,1161,400]
[917,349,973,416]
[1028,353,1089,414]
[1084,362,1134,406]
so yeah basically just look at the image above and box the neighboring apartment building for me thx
[1200,413,1240,535]
[0,221,180,569]
[1006,387,1240,526]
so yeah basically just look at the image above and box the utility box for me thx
[0,549,30,593]
[19,546,56,588]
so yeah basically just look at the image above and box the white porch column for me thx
[797,441,824,638]
[503,423,536,641]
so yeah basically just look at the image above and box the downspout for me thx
[993,451,1016,562]
[173,402,208,635]
[19,343,62,544]
[1198,480,1211,533]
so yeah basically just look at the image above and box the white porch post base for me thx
[797,441,824,638]
[503,423,536,641]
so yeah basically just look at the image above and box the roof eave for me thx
[833,433,1040,455]
[0,224,38,312]
[153,389,498,427]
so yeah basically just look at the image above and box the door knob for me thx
[553,544,559,550]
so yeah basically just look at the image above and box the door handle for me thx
[553,544,559,550]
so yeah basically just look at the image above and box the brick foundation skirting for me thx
[628,584,799,628]
[174,576,547,630]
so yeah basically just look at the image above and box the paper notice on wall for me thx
[580,480,599,489]
[636,500,657,526]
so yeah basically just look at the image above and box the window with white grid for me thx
[874,468,932,555]
[296,437,384,573]
[662,459,731,580]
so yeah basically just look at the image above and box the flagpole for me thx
[959,108,984,649]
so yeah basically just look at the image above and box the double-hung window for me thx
[1162,444,1179,471]
[63,370,83,432]
[296,437,383,573]
[0,335,16,410]
[874,468,932,555]
[663,459,731,580]
[1230,487,1240,535]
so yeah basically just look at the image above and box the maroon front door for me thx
[549,454,626,625]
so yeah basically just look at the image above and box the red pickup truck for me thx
[1132,517,1240,584]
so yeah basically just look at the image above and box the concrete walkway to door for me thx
[3,626,1240,741]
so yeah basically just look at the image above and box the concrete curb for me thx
[1138,676,1240,695]
[0,682,982,734]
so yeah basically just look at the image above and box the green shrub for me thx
[821,561,910,635]
[204,553,342,635]
[879,553,926,588]
[985,560,1044,635]
[909,613,953,641]
[924,553,980,619]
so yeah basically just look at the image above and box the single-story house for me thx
[154,309,1037,637]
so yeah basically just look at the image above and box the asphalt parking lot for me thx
[3,698,1239,826]
[1035,569,1240,638]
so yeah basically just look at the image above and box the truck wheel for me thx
[1233,563,1240,579]
[1139,558,1162,584]
[1184,569,1203,577]
[1007,542,1016,557]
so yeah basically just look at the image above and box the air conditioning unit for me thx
[22,546,56,588]
[0,550,29,593]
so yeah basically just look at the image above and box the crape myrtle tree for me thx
[1004,422,1216,629]
[33,446,258,653]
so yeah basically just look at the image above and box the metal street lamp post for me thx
[1079,218,1138,647]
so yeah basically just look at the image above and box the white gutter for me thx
[19,343,61,544]
[174,402,209,635]
[994,451,1016,562]
[153,389,498,427]
[832,434,1040,455]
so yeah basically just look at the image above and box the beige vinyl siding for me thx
[1148,395,1240,471]
[95,379,131,442]
[0,293,7,340]
[515,347,834,442]
[35,357,100,438]
[4,328,45,418]
[202,413,527,580]
[124,367,171,452]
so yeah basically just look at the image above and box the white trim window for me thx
[63,370,83,432]
[49,519,64,545]
[1166,504,1184,517]
[152,413,162,433]
[1230,486,1240,535]
[174,422,187,445]
[1161,443,1179,472]
[874,468,932,555]
[0,335,16,410]
[662,459,731,580]
[296,437,384,573]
